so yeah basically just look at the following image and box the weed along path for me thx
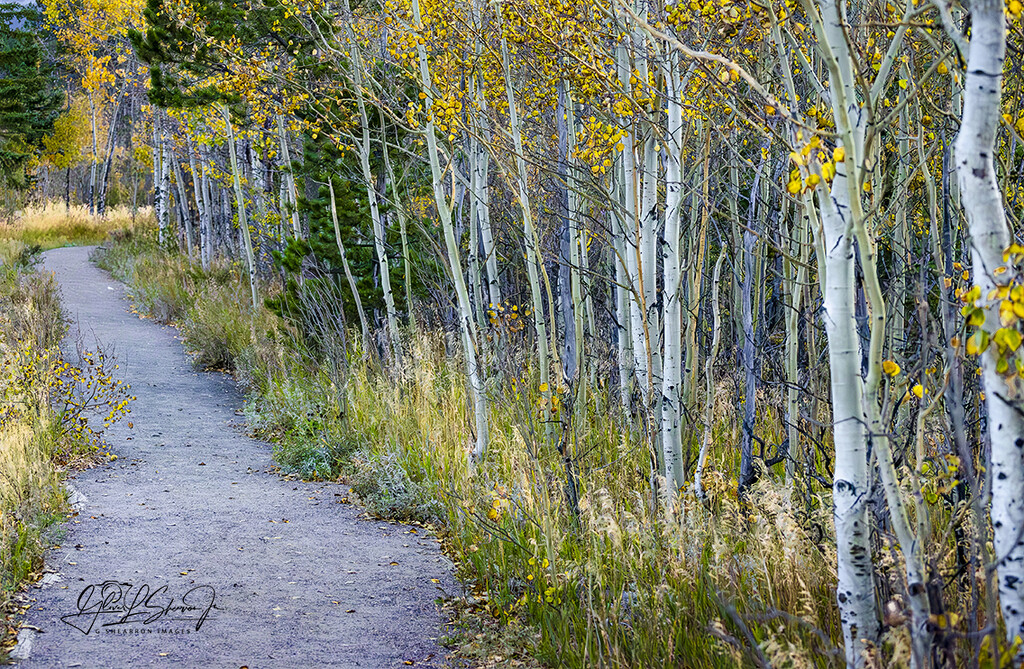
[13,246,455,668]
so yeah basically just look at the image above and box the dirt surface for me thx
[11,246,456,668]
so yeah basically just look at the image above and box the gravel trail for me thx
[11,246,454,668]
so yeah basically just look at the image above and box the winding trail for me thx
[12,246,455,668]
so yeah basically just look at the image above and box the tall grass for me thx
[0,241,134,661]
[98,230,849,667]
[0,202,152,250]
[0,242,68,659]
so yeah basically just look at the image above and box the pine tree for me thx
[0,3,60,189]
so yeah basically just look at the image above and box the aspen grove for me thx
[13,0,1024,663]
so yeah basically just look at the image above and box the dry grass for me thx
[0,202,152,250]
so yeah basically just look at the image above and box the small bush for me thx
[179,282,255,370]
[349,448,440,523]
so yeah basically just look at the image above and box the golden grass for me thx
[0,202,153,250]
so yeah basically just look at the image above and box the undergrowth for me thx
[97,230,848,668]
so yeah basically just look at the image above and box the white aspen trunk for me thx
[816,176,877,667]
[276,115,301,238]
[187,141,211,270]
[247,143,268,252]
[682,148,705,421]
[784,204,809,487]
[498,10,551,402]
[556,80,578,383]
[565,85,585,405]
[694,251,726,499]
[660,49,684,494]
[199,142,215,264]
[617,45,646,396]
[344,25,400,359]
[96,90,124,217]
[955,0,1024,648]
[88,92,99,217]
[411,0,488,460]
[613,42,634,410]
[153,113,167,244]
[219,104,259,309]
[475,127,499,310]
[468,0,499,312]
[468,158,486,331]
[171,150,194,260]
[159,123,172,243]
[638,134,661,395]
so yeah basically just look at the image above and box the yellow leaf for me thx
[882,359,901,376]
[833,146,846,163]
[911,384,924,398]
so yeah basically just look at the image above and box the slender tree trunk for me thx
[661,48,685,494]
[171,150,194,260]
[187,139,210,270]
[412,0,488,460]
[328,178,372,356]
[277,115,301,238]
[955,0,1024,649]
[694,251,726,499]
[88,92,99,217]
[498,8,552,409]
[219,104,259,309]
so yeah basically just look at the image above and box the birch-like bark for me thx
[613,41,634,410]
[159,123,172,243]
[219,104,259,309]
[277,115,301,238]
[88,92,99,217]
[411,0,489,459]
[382,140,417,335]
[498,7,551,403]
[955,0,1024,647]
[661,48,685,494]
[199,141,215,263]
[556,80,578,383]
[153,112,168,244]
[171,150,194,260]
[187,139,211,270]
[343,18,401,359]
[694,251,726,499]
[97,89,124,217]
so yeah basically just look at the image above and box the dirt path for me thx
[11,246,456,668]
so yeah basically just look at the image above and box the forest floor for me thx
[9,246,457,668]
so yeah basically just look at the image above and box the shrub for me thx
[349,448,441,523]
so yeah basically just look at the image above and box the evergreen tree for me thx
[0,3,60,189]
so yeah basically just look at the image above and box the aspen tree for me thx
[954,0,1024,648]
[219,103,259,309]
[342,5,401,361]
[497,1,552,407]
[410,0,489,459]
[661,44,685,493]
